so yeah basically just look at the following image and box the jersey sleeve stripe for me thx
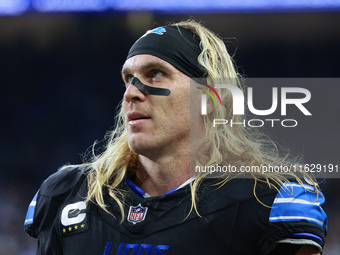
[24,190,39,226]
[279,183,323,200]
[289,233,323,245]
[273,198,321,206]
[24,218,34,225]
[269,182,328,232]
[269,216,327,230]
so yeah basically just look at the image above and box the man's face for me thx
[121,54,191,158]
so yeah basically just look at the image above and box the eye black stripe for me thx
[131,77,171,96]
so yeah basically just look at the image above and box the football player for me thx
[24,20,327,255]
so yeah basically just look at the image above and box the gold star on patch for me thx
[81,224,85,228]
[74,225,78,230]
[68,227,72,232]
[62,228,66,233]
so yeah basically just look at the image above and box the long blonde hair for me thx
[85,19,317,220]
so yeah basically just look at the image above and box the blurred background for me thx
[0,0,339,254]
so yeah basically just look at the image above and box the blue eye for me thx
[153,71,163,78]
[128,76,134,84]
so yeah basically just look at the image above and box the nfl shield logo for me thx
[127,204,148,224]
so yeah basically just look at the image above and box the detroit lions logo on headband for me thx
[141,27,166,38]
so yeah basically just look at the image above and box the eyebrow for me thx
[121,61,169,77]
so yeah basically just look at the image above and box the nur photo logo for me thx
[195,78,312,128]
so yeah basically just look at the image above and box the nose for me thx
[124,82,146,103]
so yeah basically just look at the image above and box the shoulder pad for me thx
[24,165,89,238]
[39,165,89,198]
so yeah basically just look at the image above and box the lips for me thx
[127,111,151,124]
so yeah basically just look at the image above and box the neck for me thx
[134,152,191,196]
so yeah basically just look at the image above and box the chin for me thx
[128,140,163,158]
[128,139,152,154]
